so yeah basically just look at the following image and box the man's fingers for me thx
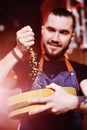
[28,97,50,105]
[28,102,52,115]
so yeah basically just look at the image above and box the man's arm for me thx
[0,46,26,84]
[78,79,87,113]
[0,25,35,85]
[80,79,87,96]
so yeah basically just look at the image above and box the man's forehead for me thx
[45,14,73,29]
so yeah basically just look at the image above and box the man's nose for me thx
[52,32,60,42]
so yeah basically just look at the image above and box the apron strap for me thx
[65,57,74,71]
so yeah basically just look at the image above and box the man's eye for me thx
[61,31,69,35]
[47,27,55,32]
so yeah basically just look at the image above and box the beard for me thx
[42,43,69,60]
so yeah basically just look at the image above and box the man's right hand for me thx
[16,25,35,52]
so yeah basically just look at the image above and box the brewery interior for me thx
[0,0,87,130]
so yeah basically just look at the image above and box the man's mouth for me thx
[48,42,61,47]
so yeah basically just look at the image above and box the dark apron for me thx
[19,57,83,130]
[32,57,79,93]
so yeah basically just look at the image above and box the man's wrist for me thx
[83,97,87,104]
[12,46,24,62]
[77,96,87,109]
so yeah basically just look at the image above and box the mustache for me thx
[48,40,62,47]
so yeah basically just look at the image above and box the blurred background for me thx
[0,0,87,130]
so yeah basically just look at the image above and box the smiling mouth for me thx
[48,42,61,47]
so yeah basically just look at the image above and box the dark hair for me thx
[43,8,76,30]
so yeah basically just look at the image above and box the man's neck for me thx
[43,54,65,62]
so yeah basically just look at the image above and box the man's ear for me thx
[71,32,76,41]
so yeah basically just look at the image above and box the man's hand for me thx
[27,83,78,116]
[16,25,35,52]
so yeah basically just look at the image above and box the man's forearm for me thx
[0,46,25,85]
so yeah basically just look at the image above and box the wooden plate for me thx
[7,87,76,119]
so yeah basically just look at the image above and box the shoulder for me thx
[69,60,87,69]
[69,60,87,82]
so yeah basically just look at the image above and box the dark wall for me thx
[0,0,42,57]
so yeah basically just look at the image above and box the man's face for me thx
[41,13,74,58]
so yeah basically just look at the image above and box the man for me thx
[16,8,87,130]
